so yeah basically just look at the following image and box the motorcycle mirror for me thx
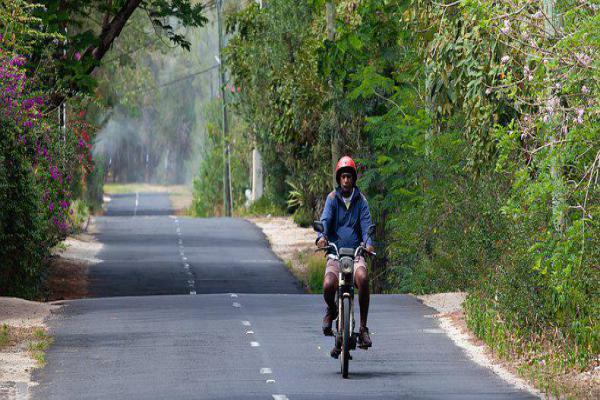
[313,220,324,233]
[367,224,376,237]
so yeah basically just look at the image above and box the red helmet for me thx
[335,156,357,185]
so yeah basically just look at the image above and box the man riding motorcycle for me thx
[316,156,374,350]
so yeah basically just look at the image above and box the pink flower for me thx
[582,85,590,94]
[501,55,510,64]
[575,53,591,68]
[574,108,584,124]
[49,202,54,212]
[49,165,60,180]
[74,52,82,61]
[500,20,510,35]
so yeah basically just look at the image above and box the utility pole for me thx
[543,0,565,233]
[326,1,339,188]
[59,27,67,163]
[251,147,263,201]
[217,0,233,216]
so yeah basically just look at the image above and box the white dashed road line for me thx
[133,192,139,216]
[173,219,196,295]
[235,318,287,399]
[423,328,444,334]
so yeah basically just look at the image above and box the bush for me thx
[243,196,286,217]
[192,100,251,217]
[0,45,95,298]
[0,120,49,297]
[298,251,325,294]
[68,199,90,230]
[85,155,106,212]
[292,207,313,228]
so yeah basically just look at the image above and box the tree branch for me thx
[85,0,143,71]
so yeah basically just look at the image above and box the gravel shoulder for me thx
[245,216,315,284]
[0,299,59,400]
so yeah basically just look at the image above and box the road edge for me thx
[417,293,545,399]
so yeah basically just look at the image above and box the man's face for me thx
[340,172,354,193]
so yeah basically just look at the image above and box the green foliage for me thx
[225,0,599,378]
[0,4,99,298]
[0,0,61,54]
[296,251,325,294]
[193,102,225,217]
[292,208,313,228]
[27,328,53,366]
[0,324,8,347]
[192,100,251,217]
[0,119,48,297]
[31,0,207,94]
[225,0,331,213]
[243,196,286,217]
[68,199,90,230]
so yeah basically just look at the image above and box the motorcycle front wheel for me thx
[341,296,351,378]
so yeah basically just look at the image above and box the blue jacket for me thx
[317,187,374,250]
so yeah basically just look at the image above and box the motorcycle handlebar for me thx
[315,242,375,257]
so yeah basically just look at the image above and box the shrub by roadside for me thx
[0,43,97,299]
[298,250,326,293]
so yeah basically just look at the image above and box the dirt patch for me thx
[0,299,58,329]
[44,257,89,301]
[169,188,193,215]
[246,216,315,284]
[418,292,467,314]
[43,222,102,301]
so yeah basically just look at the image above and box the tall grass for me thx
[298,251,325,294]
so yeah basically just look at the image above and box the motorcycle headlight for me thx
[340,257,353,274]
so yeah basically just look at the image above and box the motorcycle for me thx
[313,220,376,379]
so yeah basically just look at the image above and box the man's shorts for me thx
[325,256,367,277]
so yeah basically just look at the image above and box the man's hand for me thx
[317,237,328,248]
[366,244,375,254]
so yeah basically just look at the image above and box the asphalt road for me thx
[32,192,537,400]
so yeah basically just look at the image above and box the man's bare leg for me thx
[354,266,372,347]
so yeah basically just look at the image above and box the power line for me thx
[131,64,219,94]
